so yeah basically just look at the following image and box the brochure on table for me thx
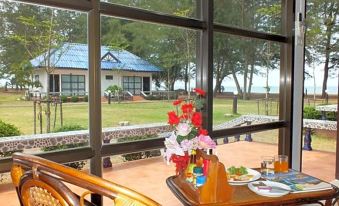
[268,170,332,193]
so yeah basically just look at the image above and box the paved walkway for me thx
[0,141,336,206]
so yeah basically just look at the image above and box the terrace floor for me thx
[0,141,336,206]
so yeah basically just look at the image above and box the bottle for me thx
[193,166,203,187]
[186,150,197,183]
[203,149,213,176]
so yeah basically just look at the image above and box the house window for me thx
[123,76,142,95]
[61,74,85,95]
[105,75,113,80]
[34,75,39,81]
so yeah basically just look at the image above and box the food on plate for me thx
[227,166,254,181]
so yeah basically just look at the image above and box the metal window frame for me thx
[5,1,298,205]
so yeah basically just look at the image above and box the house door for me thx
[49,74,60,93]
[143,77,150,93]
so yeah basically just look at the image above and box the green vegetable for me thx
[227,166,248,175]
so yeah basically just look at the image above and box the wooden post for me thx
[39,102,42,134]
[60,100,63,127]
[53,100,57,129]
[33,101,36,134]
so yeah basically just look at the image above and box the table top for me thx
[166,175,339,206]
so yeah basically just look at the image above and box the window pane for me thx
[301,0,338,181]
[62,83,71,89]
[102,0,198,19]
[78,75,85,82]
[212,32,280,131]
[71,75,78,82]
[78,83,85,89]
[62,75,70,82]
[0,1,89,163]
[214,0,282,34]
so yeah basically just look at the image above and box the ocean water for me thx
[223,86,338,94]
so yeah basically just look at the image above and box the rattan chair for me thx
[11,152,161,206]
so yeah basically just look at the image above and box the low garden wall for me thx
[0,123,171,153]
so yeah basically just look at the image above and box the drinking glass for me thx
[274,155,289,173]
[261,156,274,178]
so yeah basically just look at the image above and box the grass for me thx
[0,91,336,153]
[0,92,279,134]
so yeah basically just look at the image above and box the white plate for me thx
[227,168,261,185]
[248,181,291,197]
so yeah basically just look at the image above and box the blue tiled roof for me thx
[30,43,161,72]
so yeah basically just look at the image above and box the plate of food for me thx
[227,166,261,185]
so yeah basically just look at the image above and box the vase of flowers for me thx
[164,88,216,175]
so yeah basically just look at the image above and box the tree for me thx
[1,2,87,132]
[306,0,338,98]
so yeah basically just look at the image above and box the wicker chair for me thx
[11,152,161,206]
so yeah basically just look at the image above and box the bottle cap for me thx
[193,166,203,174]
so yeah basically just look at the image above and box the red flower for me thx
[181,103,193,113]
[194,88,205,96]
[191,112,202,127]
[180,113,189,120]
[168,111,180,125]
[199,129,208,135]
[173,99,183,106]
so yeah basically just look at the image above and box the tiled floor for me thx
[0,141,336,205]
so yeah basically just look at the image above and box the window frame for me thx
[0,1,314,205]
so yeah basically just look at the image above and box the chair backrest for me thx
[11,152,161,206]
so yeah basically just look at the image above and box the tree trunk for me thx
[45,11,54,133]
[243,62,248,100]
[184,65,188,92]
[248,63,255,99]
[321,20,334,98]
[232,68,242,96]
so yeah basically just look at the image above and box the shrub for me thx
[117,134,161,161]
[61,95,68,103]
[106,85,122,93]
[303,106,321,119]
[0,120,22,158]
[71,96,79,102]
[144,95,162,100]
[83,95,88,102]
[0,120,20,137]
[326,112,337,121]
[53,124,85,132]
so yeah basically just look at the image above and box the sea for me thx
[222,86,338,94]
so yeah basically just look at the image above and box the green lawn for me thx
[0,92,278,134]
[0,92,336,153]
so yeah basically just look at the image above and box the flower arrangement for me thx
[164,88,216,174]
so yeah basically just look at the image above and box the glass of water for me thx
[261,156,275,179]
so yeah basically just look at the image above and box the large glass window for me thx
[61,74,86,95]
[123,76,142,94]
[214,0,282,34]
[212,32,280,130]
[103,0,198,19]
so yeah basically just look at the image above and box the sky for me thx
[173,64,338,94]
[1,64,337,94]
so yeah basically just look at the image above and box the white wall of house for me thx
[32,68,153,96]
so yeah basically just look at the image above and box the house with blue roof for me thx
[30,42,161,96]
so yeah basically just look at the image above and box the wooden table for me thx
[166,176,339,206]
